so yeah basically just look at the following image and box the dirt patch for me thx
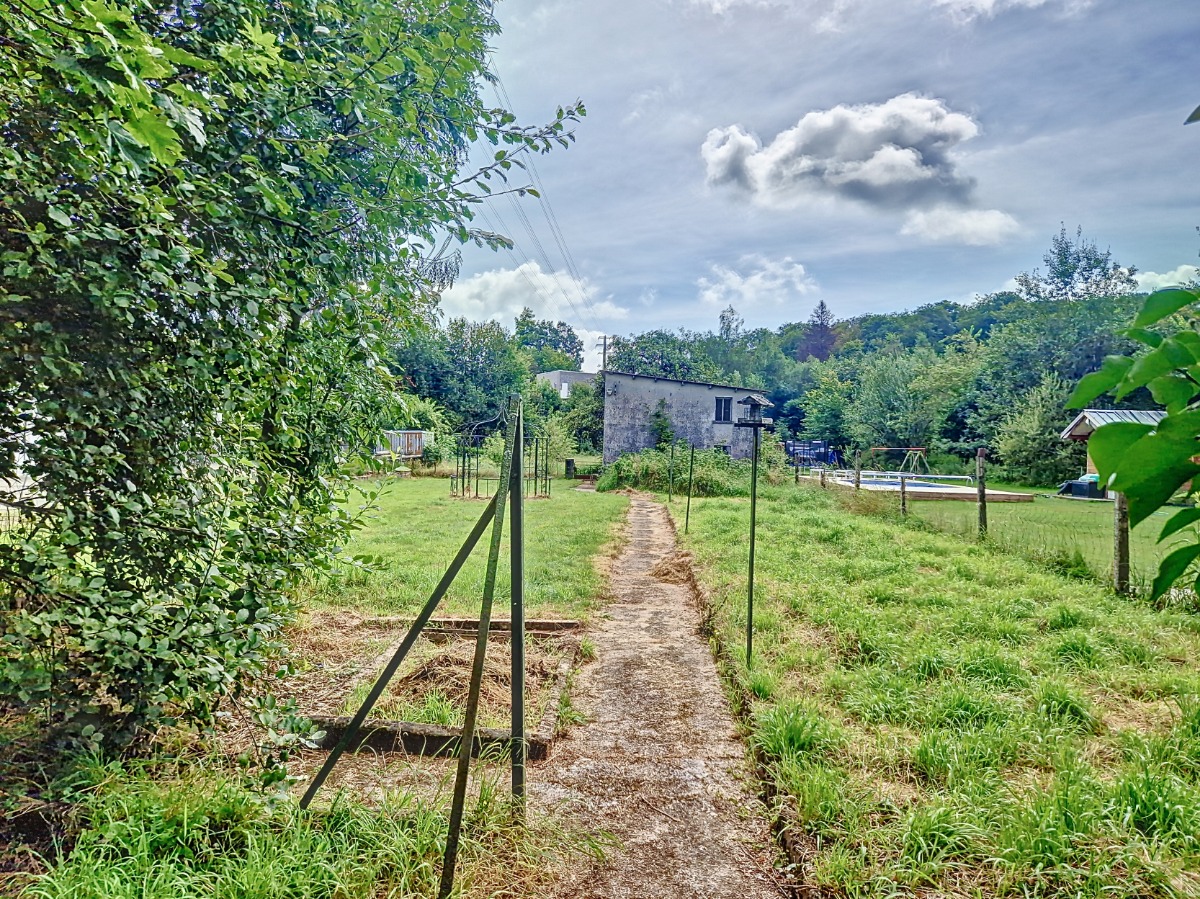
[364,639,566,731]
[533,495,784,899]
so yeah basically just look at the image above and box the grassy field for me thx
[670,485,1200,898]
[304,478,628,620]
[15,478,627,898]
[910,491,1179,589]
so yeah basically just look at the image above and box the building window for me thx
[715,397,732,423]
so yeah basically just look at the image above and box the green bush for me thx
[596,448,750,496]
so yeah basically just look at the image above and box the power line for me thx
[486,63,601,331]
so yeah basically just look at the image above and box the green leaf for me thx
[1122,328,1164,348]
[1159,507,1200,543]
[125,110,182,164]
[1119,337,1200,398]
[48,206,72,228]
[1147,373,1196,412]
[1108,413,1200,526]
[1133,288,1199,328]
[1067,356,1133,408]
[1087,421,1153,485]
[1186,104,1200,125]
[1150,543,1200,601]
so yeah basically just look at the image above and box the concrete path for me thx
[532,495,783,898]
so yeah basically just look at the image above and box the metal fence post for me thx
[1114,491,1130,595]
[668,441,675,503]
[685,446,695,535]
[510,405,526,815]
[976,448,988,538]
[440,398,519,899]
[747,427,760,669]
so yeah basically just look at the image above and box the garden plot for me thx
[283,611,578,759]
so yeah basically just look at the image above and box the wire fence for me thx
[906,494,1176,593]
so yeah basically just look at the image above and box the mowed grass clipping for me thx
[672,485,1200,898]
[304,478,628,619]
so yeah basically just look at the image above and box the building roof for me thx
[601,369,759,392]
[1060,408,1166,441]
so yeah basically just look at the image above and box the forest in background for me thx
[394,226,1184,485]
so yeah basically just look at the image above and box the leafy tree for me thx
[608,330,723,382]
[1016,225,1138,302]
[994,375,1086,485]
[559,378,604,452]
[514,307,583,372]
[0,0,580,741]
[801,368,853,448]
[800,300,838,361]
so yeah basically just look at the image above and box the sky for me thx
[439,0,1200,371]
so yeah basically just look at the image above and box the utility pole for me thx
[596,335,609,371]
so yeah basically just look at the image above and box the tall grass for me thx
[676,484,1200,897]
[26,757,577,899]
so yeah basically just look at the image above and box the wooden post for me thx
[976,448,987,538]
[900,475,908,517]
[854,451,861,491]
[819,468,826,488]
[1114,491,1130,595]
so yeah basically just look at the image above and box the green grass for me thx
[673,484,1200,898]
[306,478,628,619]
[23,757,580,899]
[911,492,1183,589]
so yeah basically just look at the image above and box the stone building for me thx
[601,371,762,463]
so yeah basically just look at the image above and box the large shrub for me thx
[995,376,1085,486]
[0,0,579,742]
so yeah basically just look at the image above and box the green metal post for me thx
[747,427,760,669]
[684,446,695,535]
[300,494,499,810]
[668,441,675,503]
[440,401,518,899]
[510,405,526,815]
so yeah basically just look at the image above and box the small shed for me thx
[1060,409,1165,474]
[376,430,433,459]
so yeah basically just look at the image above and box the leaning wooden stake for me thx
[1113,491,1130,595]
[440,399,519,899]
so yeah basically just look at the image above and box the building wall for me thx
[535,370,597,399]
[601,371,757,463]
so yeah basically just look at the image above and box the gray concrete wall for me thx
[535,370,597,398]
[601,372,756,463]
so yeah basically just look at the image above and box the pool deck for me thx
[801,476,1034,503]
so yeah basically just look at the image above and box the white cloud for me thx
[702,92,980,209]
[439,262,628,370]
[932,0,1093,21]
[1135,265,1200,293]
[697,254,818,308]
[900,206,1021,245]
